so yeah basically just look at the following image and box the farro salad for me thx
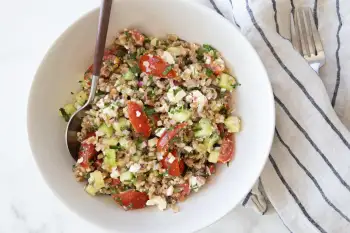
[59,29,241,212]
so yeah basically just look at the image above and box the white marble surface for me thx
[0,0,290,232]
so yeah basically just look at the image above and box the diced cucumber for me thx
[194,118,213,138]
[85,185,98,196]
[119,137,131,149]
[63,104,76,115]
[103,149,116,168]
[167,47,182,57]
[167,87,186,103]
[208,150,220,163]
[120,171,134,182]
[169,108,191,122]
[85,170,105,196]
[218,73,237,91]
[113,117,130,135]
[194,143,207,154]
[98,123,114,137]
[123,70,135,80]
[75,91,88,105]
[204,134,219,152]
[103,138,119,146]
[224,116,241,133]
[150,38,158,46]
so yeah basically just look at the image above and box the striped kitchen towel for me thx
[200,0,350,232]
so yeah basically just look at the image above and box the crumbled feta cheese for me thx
[204,54,212,64]
[155,128,166,137]
[77,157,84,164]
[136,110,141,117]
[166,186,174,196]
[143,61,151,72]
[188,90,208,113]
[88,175,95,184]
[102,106,117,118]
[184,146,193,153]
[189,176,205,192]
[161,51,175,64]
[110,167,120,179]
[146,196,167,211]
[139,141,147,149]
[167,87,187,103]
[129,163,141,173]
[189,176,197,188]
[153,163,160,170]
[167,153,176,164]
[157,121,163,126]
[148,138,158,148]
[157,152,164,160]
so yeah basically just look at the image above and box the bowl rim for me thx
[27,0,275,232]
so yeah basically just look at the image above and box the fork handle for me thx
[93,0,113,76]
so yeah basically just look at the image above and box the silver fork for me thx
[290,7,325,73]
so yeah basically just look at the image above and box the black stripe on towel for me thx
[274,95,350,192]
[269,155,327,233]
[275,129,350,222]
[290,0,295,14]
[271,0,280,34]
[209,0,224,17]
[314,0,319,29]
[228,0,241,28]
[331,0,343,107]
[242,190,252,206]
[245,0,350,151]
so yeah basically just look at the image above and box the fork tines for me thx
[290,7,324,58]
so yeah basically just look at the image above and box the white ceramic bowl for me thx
[27,0,275,232]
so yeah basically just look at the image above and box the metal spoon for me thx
[66,0,112,160]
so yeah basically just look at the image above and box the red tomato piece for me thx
[85,132,96,140]
[157,123,187,152]
[112,190,149,210]
[110,178,121,186]
[127,101,151,138]
[129,29,145,45]
[208,164,216,175]
[178,183,190,201]
[218,133,235,163]
[139,54,176,78]
[161,150,185,177]
[78,142,97,168]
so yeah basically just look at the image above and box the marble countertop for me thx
[0,0,289,232]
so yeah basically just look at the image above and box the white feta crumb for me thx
[184,146,193,153]
[136,110,141,117]
[204,54,212,65]
[146,196,167,211]
[167,153,176,164]
[189,90,208,113]
[139,141,147,149]
[143,61,151,72]
[189,176,197,188]
[157,120,163,126]
[153,163,160,170]
[148,138,158,148]
[122,130,130,135]
[129,163,141,173]
[157,152,164,160]
[77,157,84,164]
[166,186,174,196]
[161,51,175,64]
[88,175,94,184]
[103,106,117,118]
[110,167,120,179]
[155,128,166,137]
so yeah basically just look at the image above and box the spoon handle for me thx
[93,0,113,76]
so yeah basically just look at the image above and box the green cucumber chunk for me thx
[219,73,237,91]
[224,116,241,133]
[194,118,213,138]
[98,123,114,137]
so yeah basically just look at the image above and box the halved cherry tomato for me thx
[161,150,185,177]
[112,190,149,210]
[127,101,151,138]
[218,133,235,163]
[78,142,97,168]
[129,29,145,45]
[178,183,190,201]
[208,164,216,175]
[139,54,176,78]
[157,123,187,152]
[110,178,121,186]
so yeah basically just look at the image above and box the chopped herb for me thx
[59,108,70,122]
[78,80,82,83]
[144,105,156,116]
[70,92,74,95]
[114,196,123,205]
[144,37,151,43]
[124,31,131,38]
[129,52,137,60]
[72,164,76,170]
[149,75,153,82]
[136,138,143,145]
[126,203,134,210]
[130,65,141,74]
[196,48,205,61]
[83,173,89,179]
[147,90,156,97]
[96,90,106,96]
[173,88,182,95]
[110,188,118,194]
[226,162,230,167]
[205,68,213,77]
[174,188,182,193]
[110,144,122,150]
[137,47,146,56]
[231,82,241,89]
[162,64,174,76]
[203,44,216,52]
